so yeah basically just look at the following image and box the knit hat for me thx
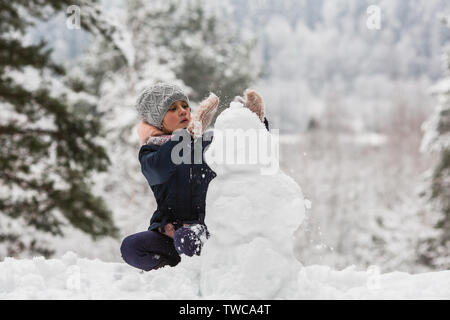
[135,83,190,129]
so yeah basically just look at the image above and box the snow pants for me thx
[120,224,209,271]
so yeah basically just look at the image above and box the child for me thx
[120,83,268,271]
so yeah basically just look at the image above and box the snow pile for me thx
[199,102,306,298]
[1,252,449,299]
[295,265,450,299]
[0,252,202,299]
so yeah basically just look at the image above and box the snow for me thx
[279,133,387,147]
[1,101,449,299]
[1,252,449,299]
[80,0,135,67]
[421,76,450,153]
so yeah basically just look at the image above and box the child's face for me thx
[162,100,191,133]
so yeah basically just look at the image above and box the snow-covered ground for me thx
[1,102,449,300]
[1,252,449,299]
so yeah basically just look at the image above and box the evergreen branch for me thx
[0,125,61,138]
[0,37,63,75]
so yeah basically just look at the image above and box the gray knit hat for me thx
[135,83,190,129]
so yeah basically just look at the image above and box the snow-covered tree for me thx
[227,0,449,132]
[0,0,129,258]
[419,18,450,268]
[121,0,259,116]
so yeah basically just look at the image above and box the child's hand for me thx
[236,89,265,122]
[187,93,219,138]
[137,120,165,145]
[159,223,175,238]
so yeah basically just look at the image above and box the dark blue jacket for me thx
[138,129,217,232]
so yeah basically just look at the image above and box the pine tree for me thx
[419,17,450,268]
[0,0,124,258]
